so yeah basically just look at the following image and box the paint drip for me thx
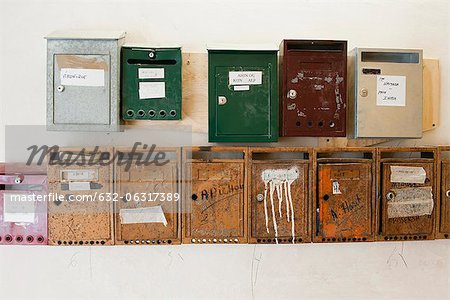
[261,167,299,244]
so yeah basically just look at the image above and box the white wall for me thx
[0,0,449,299]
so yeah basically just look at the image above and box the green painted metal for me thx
[121,47,182,120]
[208,50,278,142]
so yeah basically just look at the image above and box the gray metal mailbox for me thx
[45,31,125,131]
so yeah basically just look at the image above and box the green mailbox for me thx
[208,46,278,142]
[121,46,182,120]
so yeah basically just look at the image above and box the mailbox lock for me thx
[148,51,155,59]
[14,175,24,184]
[218,96,227,105]
[360,88,368,97]
[256,194,264,202]
[57,85,65,93]
[386,191,395,200]
[288,89,297,99]
[446,190,450,198]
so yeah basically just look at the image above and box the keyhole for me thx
[323,194,330,201]
[191,194,198,200]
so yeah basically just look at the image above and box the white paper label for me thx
[234,85,250,91]
[390,166,426,184]
[229,71,262,86]
[139,82,166,99]
[138,68,165,79]
[60,68,105,87]
[120,206,167,226]
[387,187,433,218]
[68,182,91,191]
[332,181,342,194]
[63,170,97,181]
[376,75,406,106]
[3,193,36,223]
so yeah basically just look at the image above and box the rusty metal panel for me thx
[183,147,247,244]
[314,148,375,242]
[377,148,436,241]
[437,147,450,239]
[280,40,347,137]
[114,148,181,245]
[249,148,311,244]
[47,148,114,245]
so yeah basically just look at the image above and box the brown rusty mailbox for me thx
[377,148,437,241]
[280,40,347,137]
[47,148,114,245]
[114,148,181,245]
[437,147,449,239]
[314,148,375,242]
[249,148,311,244]
[183,147,247,244]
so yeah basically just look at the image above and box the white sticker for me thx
[3,193,36,223]
[376,75,406,106]
[60,68,105,87]
[390,166,426,184]
[387,187,433,218]
[139,82,166,99]
[138,68,165,79]
[68,182,91,191]
[229,71,262,86]
[63,170,97,181]
[120,206,167,226]
[332,181,342,194]
[234,85,250,91]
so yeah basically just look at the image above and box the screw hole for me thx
[5,235,12,243]
[126,110,134,117]
[296,121,301,127]
[169,110,177,117]
[307,121,313,128]
[16,236,23,243]
[318,121,324,127]
[191,194,198,200]
[137,110,145,117]
[159,110,166,117]
[148,110,156,117]
[323,194,330,201]
[329,121,335,128]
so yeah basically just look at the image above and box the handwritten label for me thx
[68,182,91,191]
[376,75,406,106]
[387,187,433,218]
[3,193,36,223]
[120,206,167,226]
[332,181,342,194]
[229,71,262,86]
[139,82,166,99]
[390,166,426,184]
[60,68,105,87]
[234,85,250,91]
[138,68,164,79]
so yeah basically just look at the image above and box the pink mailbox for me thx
[0,164,48,245]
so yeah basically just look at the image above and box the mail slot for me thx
[121,46,182,120]
[45,31,125,131]
[114,148,181,245]
[348,48,423,138]
[249,147,311,244]
[437,147,450,239]
[377,148,436,241]
[0,164,48,245]
[314,148,376,242]
[208,46,278,142]
[183,147,247,243]
[47,148,114,245]
[280,40,347,137]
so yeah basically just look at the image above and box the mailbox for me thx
[348,48,423,138]
[114,148,181,245]
[314,148,376,242]
[0,164,47,245]
[377,148,436,241]
[248,147,311,244]
[45,31,125,131]
[437,147,449,239]
[280,40,347,137]
[47,148,114,245]
[183,147,247,243]
[121,46,182,120]
[208,46,278,142]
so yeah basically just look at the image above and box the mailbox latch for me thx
[218,96,227,105]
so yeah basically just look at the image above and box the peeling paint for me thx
[324,76,333,83]
[314,84,324,91]
[287,103,296,111]
[336,75,344,85]
[297,111,306,117]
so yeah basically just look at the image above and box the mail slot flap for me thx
[316,162,373,242]
[285,40,346,52]
[250,161,309,244]
[123,47,181,65]
[361,51,420,64]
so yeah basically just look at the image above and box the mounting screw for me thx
[256,194,264,202]
[288,89,297,99]
[360,88,368,97]
[57,85,65,92]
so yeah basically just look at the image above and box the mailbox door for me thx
[185,161,245,242]
[209,51,278,142]
[53,54,110,125]
[381,162,434,237]
[251,161,309,243]
[121,48,182,120]
[440,162,450,235]
[284,51,346,136]
[356,49,423,138]
[317,162,373,241]
[48,164,113,245]
[115,161,180,244]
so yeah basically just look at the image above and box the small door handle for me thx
[446,190,450,198]
[218,96,227,105]
[386,191,395,200]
